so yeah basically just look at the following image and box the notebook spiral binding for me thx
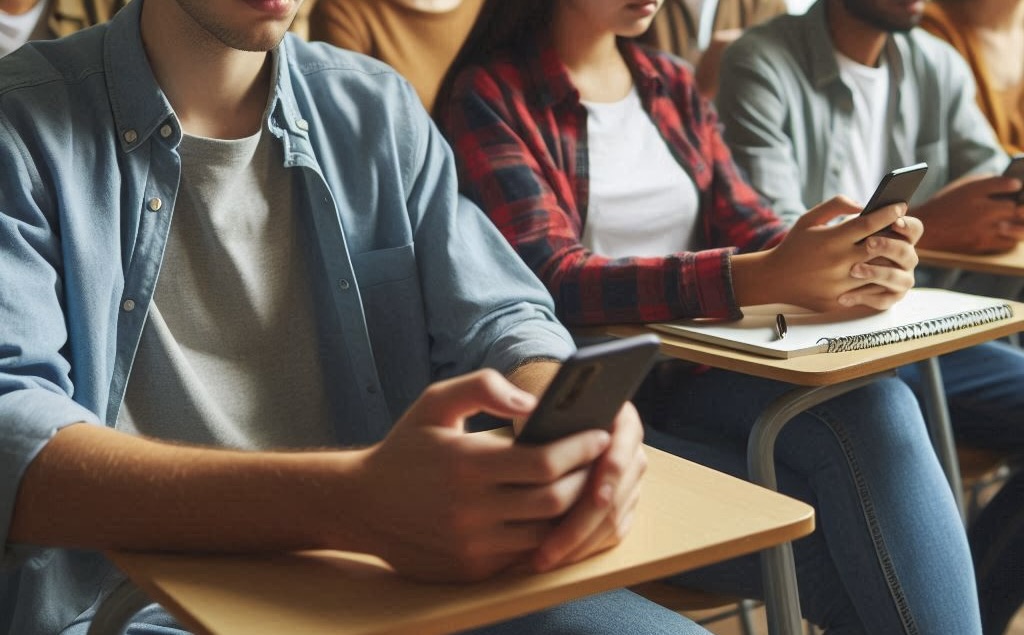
[820,304,1014,353]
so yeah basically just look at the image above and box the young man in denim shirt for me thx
[0,1,706,633]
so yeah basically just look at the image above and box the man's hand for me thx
[345,370,615,583]
[531,402,646,572]
[913,174,1024,254]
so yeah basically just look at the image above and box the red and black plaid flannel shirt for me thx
[442,37,788,326]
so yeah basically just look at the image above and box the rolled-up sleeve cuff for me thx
[690,247,742,320]
[0,389,101,568]
[484,317,576,376]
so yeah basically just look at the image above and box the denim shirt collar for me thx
[803,0,906,91]
[104,0,175,153]
[103,0,312,156]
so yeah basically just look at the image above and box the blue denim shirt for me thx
[0,3,574,632]
[716,0,1009,226]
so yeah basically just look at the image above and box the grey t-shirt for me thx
[117,127,332,449]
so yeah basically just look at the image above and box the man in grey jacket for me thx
[716,0,1024,613]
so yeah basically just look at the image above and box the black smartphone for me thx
[999,153,1024,204]
[860,162,929,216]
[515,334,661,445]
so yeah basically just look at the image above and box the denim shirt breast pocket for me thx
[351,243,432,421]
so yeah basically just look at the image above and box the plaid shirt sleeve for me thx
[444,57,785,326]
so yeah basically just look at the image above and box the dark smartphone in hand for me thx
[860,162,929,216]
[857,162,928,243]
[998,153,1024,204]
[515,335,661,445]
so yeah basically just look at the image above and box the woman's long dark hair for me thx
[432,0,556,124]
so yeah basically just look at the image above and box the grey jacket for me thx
[716,0,1007,225]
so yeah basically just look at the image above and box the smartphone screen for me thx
[860,162,929,216]
[515,335,661,445]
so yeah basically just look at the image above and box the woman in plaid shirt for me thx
[437,2,982,633]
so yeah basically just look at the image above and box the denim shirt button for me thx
[338,279,350,290]
[296,118,309,131]
[123,129,138,144]
[147,197,163,212]
[122,299,136,312]
[159,124,173,139]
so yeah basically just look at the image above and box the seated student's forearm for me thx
[730,250,778,307]
[506,359,561,435]
[9,423,372,554]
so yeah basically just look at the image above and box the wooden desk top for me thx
[917,244,1024,277]
[109,445,813,635]
[603,298,1024,386]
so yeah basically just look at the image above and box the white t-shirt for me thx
[581,88,700,259]
[835,50,891,203]
[785,0,815,14]
[0,0,47,58]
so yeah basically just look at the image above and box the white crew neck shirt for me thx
[0,0,47,58]
[835,49,891,203]
[581,87,700,258]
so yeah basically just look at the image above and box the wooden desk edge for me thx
[602,306,1024,386]
[112,516,816,635]
[108,446,814,635]
[917,246,1024,277]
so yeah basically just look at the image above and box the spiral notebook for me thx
[650,288,1014,359]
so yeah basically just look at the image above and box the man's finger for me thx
[415,370,537,430]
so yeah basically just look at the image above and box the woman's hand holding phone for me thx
[732,195,921,312]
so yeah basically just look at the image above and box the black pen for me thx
[775,313,788,340]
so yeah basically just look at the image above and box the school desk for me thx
[88,440,814,635]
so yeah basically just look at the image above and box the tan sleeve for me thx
[637,0,694,59]
[714,0,787,32]
[307,0,373,53]
[47,0,128,38]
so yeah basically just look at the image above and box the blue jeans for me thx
[896,341,1024,452]
[634,364,982,635]
[897,339,1024,635]
[74,589,709,635]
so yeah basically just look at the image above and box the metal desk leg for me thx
[748,372,892,635]
[86,578,152,635]
[916,357,966,520]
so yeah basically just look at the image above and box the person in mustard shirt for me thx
[921,0,1024,154]
[308,0,483,109]
[638,0,788,97]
